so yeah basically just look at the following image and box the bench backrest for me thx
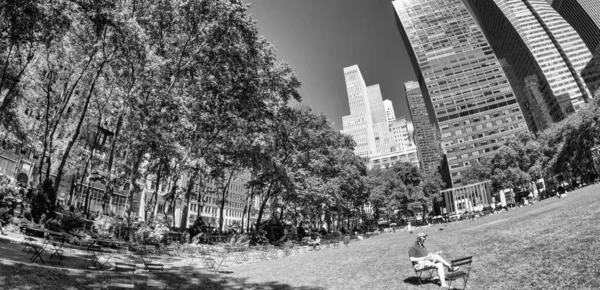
[451,256,473,267]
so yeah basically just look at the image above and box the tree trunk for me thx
[53,65,105,194]
[127,148,146,225]
[218,170,236,232]
[256,181,275,225]
[83,127,102,215]
[149,164,162,220]
[102,113,123,214]
[180,167,199,230]
[67,170,78,207]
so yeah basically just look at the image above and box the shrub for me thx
[93,215,118,238]
[189,217,208,238]
[324,232,341,240]
[135,217,170,245]
[3,223,21,234]
[61,212,85,233]
[44,218,62,232]
[30,192,48,223]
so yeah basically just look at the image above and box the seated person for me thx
[308,235,321,250]
[408,233,459,290]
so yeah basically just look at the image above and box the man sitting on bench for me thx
[409,233,459,289]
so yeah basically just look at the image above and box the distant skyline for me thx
[246,0,554,130]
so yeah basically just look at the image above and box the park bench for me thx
[446,256,473,290]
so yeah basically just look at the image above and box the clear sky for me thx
[246,0,554,130]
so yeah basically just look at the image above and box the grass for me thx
[1,184,600,289]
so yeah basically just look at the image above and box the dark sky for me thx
[246,0,554,130]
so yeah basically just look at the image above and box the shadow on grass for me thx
[0,236,325,290]
[0,261,326,290]
[403,276,440,287]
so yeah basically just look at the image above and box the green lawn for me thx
[2,185,599,289]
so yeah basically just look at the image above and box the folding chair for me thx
[48,236,66,265]
[141,254,165,273]
[21,227,41,253]
[203,257,217,272]
[22,235,38,254]
[213,248,230,273]
[84,245,103,270]
[410,261,436,286]
[238,247,250,262]
[140,255,166,289]
[446,256,473,290]
[144,245,157,255]
[104,262,137,289]
[256,246,269,261]
[98,248,117,270]
[29,238,50,264]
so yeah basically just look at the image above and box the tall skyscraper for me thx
[552,0,600,53]
[466,0,593,132]
[582,51,600,98]
[341,65,376,158]
[405,81,442,176]
[392,0,528,187]
[341,65,419,169]
[383,100,396,125]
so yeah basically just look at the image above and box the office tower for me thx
[341,65,376,158]
[393,0,528,186]
[466,0,593,132]
[524,75,555,129]
[341,65,419,169]
[499,59,552,132]
[383,100,396,125]
[390,117,414,150]
[582,50,600,98]
[552,0,600,53]
[405,81,442,176]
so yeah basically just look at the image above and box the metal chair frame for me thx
[446,256,473,290]
[48,237,66,265]
[29,238,50,264]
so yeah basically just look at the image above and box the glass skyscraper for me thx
[392,0,528,187]
[405,81,442,176]
[552,0,600,53]
[466,0,593,132]
[553,0,600,99]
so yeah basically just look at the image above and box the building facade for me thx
[370,147,418,170]
[552,0,600,53]
[441,181,492,215]
[466,0,593,132]
[151,171,267,230]
[341,65,377,159]
[392,0,528,187]
[582,47,600,98]
[404,81,442,176]
[341,65,419,169]
[383,100,396,125]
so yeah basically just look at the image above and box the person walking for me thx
[408,233,459,289]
